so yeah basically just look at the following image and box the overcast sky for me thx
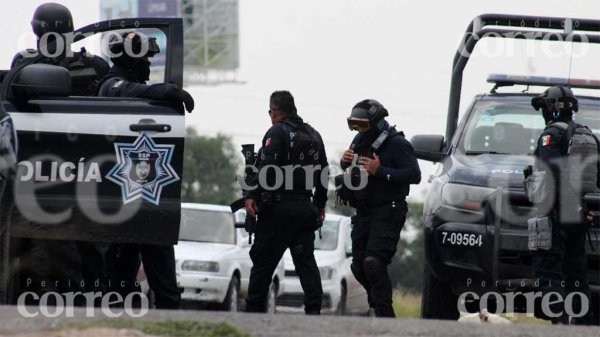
[2,0,600,201]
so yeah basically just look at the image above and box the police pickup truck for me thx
[0,18,186,303]
[412,14,600,321]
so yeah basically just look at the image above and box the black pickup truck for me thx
[0,18,187,303]
[411,14,600,322]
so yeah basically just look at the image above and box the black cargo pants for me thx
[117,243,181,310]
[245,197,323,314]
[532,222,594,324]
[350,200,407,317]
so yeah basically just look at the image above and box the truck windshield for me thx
[459,101,545,155]
[458,99,600,156]
[179,209,235,244]
[314,219,339,251]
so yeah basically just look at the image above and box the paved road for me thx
[0,306,598,337]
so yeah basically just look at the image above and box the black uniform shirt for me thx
[534,120,600,221]
[247,115,329,209]
[340,122,421,203]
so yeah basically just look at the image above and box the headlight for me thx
[181,260,220,272]
[441,183,496,211]
[319,267,334,280]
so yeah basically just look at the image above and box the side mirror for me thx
[410,134,446,162]
[12,64,71,99]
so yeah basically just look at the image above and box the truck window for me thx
[459,101,545,155]
[179,209,235,245]
[71,28,168,86]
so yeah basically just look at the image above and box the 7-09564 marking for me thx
[441,232,483,247]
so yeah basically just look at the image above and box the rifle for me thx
[230,144,258,244]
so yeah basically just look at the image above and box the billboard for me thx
[138,0,179,17]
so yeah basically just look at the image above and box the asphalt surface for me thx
[0,306,599,337]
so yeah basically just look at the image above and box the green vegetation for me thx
[66,320,253,337]
[182,127,240,205]
[392,291,550,324]
[392,290,422,318]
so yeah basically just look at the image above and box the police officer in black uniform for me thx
[245,91,328,314]
[530,86,596,325]
[340,99,421,317]
[11,3,99,302]
[98,31,194,112]
[12,3,110,95]
[97,31,194,309]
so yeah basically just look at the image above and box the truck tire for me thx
[221,276,240,312]
[0,192,13,305]
[0,220,8,304]
[592,293,600,326]
[421,260,459,320]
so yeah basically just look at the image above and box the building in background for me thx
[100,0,239,85]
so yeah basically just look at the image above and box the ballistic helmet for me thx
[108,32,160,82]
[108,32,160,60]
[31,3,74,38]
[347,99,388,132]
[531,85,579,121]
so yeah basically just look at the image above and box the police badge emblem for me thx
[106,132,179,205]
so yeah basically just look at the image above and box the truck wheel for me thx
[0,219,8,304]
[0,196,13,305]
[221,276,240,312]
[421,260,459,320]
[592,294,600,326]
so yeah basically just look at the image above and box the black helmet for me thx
[347,99,388,132]
[531,85,579,121]
[108,32,160,60]
[31,3,73,38]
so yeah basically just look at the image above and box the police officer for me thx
[98,31,194,113]
[12,3,110,95]
[340,99,421,317]
[245,91,328,314]
[98,31,194,309]
[530,86,596,325]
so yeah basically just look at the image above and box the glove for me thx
[175,88,195,113]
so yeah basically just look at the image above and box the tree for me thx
[182,127,240,205]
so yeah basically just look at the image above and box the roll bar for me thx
[446,14,600,147]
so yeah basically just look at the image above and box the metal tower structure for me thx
[180,0,240,85]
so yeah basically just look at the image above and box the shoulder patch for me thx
[265,138,272,146]
[542,135,551,146]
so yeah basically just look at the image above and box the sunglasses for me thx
[268,108,281,115]
[347,117,370,132]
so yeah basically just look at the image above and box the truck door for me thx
[1,18,186,245]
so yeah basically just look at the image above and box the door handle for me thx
[129,123,171,133]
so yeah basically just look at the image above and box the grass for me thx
[64,320,253,337]
[392,290,422,318]
[392,290,550,324]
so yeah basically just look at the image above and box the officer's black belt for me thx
[273,192,312,202]
[356,199,405,211]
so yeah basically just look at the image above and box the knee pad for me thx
[363,256,384,276]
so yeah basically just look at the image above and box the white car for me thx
[278,214,369,315]
[175,203,284,312]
